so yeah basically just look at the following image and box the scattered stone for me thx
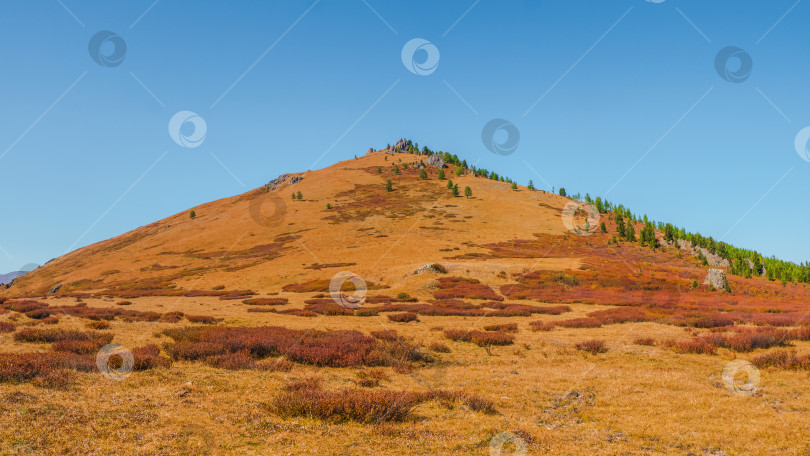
[414,263,448,275]
[367,148,374,154]
[265,174,303,191]
[49,284,62,294]
[426,154,445,168]
[704,269,730,292]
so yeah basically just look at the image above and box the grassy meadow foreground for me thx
[2,146,810,455]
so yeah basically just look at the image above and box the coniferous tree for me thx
[464,186,472,198]
[438,169,445,180]
[447,179,453,189]
[528,180,535,191]
[419,168,428,179]
[559,188,567,197]
[452,184,459,197]
[385,179,393,192]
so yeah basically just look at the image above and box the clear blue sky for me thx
[1,0,808,272]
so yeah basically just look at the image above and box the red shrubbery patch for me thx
[555,318,602,329]
[132,344,171,370]
[0,352,95,388]
[0,322,14,333]
[387,312,419,323]
[269,378,494,423]
[575,339,608,355]
[433,277,503,301]
[14,328,113,346]
[162,326,427,368]
[483,323,518,333]
[751,349,810,370]
[242,297,288,306]
[665,327,792,354]
[443,329,514,346]
[186,315,220,324]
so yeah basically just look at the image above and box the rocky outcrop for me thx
[367,148,374,155]
[426,154,445,168]
[49,284,62,294]
[265,174,303,191]
[704,268,730,292]
[390,139,409,154]
[676,240,730,268]
[414,263,448,275]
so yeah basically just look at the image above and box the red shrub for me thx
[355,309,379,316]
[162,326,426,368]
[387,312,419,323]
[304,300,355,316]
[575,339,608,355]
[160,311,185,323]
[483,323,518,333]
[5,300,48,313]
[0,351,95,388]
[555,318,602,328]
[633,337,656,346]
[41,317,58,325]
[132,344,171,370]
[433,277,503,301]
[751,349,810,370]
[370,330,400,341]
[14,328,113,346]
[186,315,219,324]
[116,301,132,306]
[529,321,555,332]
[443,329,514,346]
[242,297,288,306]
[86,321,111,330]
[587,307,654,325]
[429,342,451,353]
[25,309,51,320]
[0,322,14,333]
[53,340,103,355]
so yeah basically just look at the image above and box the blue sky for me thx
[1,0,809,272]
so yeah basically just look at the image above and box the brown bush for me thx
[483,323,518,333]
[4,300,48,313]
[0,322,14,333]
[205,351,257,370]
[370,330,399,341]
[751,349,810,370]
[186,315,219,324]
[242,297,288,306]
[269,380,493,423]
[428,342,450,353]
[443,329,514,346]
[575,339,608,355]
[24,309,51,320]
[160,311,185,323]
[633,337,656,346]
[53,340,103,355]
[0,352,95,388]
[355,309,379,316]
[433,277,503,301]
[41,317,59,325]
[556,318,602,328]
[116,301,132,306]
[304,300,355,316]
[14,328,113,346]
[86,321,111,330]
[529,321,555,332]
[387,312,419,323]
[162,326,427,368]
[132,344,171,370]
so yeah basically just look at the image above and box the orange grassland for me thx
[1,150,810,455]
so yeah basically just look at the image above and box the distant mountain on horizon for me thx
[0,270,28,285]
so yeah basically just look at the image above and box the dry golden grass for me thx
[0,296,809,454]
